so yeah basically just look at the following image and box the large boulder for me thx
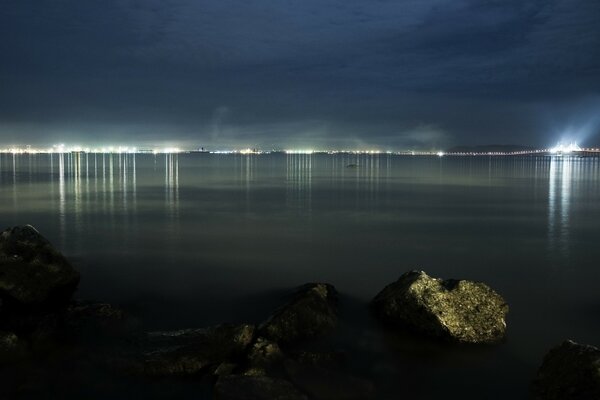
[259,283,338,345]
[139,323,255,376]
[0,225,79,308]
[370,270,508,344]
[534,340,600,400]
[214,375,308,400]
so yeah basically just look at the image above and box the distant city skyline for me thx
[1,141,598,157]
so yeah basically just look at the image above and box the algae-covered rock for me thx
[214,375,308,400]
[371,270,508,344]
[260,283,338,345]
[0,225,79,308]
[141,323,255,376]
[534,340,600,400]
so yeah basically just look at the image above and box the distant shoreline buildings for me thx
[0,143,599,157]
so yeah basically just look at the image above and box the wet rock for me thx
[260,283,338,345]
[140,323,255,376]
[534,340,600,400]
[371,270,508,344]
[214,375,308,400]
[0,225,79,308]
[284,355,375,400]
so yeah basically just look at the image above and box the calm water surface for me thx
[1,153,600,399]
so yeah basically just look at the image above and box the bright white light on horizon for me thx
[437,151,445,157]
[285,149,314,155]
[550,142,581,154]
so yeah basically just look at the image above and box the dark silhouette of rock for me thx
[0,225,79,308]
[214,375,308,400]
[371,270,508,344]
[214,362,238,377]
[534,340,600,400]
[139,323,255,376]
[260,283,338,345]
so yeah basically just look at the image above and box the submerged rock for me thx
[140,323,255,376]
[534,340,600,400]
[0,225,79,308]
[214,375,308,400]
[371,270,508,344]
[260,283,338,345]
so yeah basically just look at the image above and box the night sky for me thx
[1,1,599,150]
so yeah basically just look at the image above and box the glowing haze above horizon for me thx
[1,1,599,151]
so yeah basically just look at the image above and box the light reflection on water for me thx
[1,153,600,398]
[2,153,600,267]
[547,157,572,262]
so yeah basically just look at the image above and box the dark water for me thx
[2,152,600,399]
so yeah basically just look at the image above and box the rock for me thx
[140,323,255,376]
[214,375,308,400]
[284,359,375,400]
[260,283,338,345]
[0,330,27,363]
[0,225,79,308]
[215,362,238,377]
[534,340,600,400]
[371,270,508,344]
[244,337,284,375]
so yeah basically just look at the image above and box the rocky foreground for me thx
[0,225,598,399]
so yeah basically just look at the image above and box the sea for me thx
[1,152,599,399]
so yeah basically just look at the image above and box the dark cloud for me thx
[0,0,599,149]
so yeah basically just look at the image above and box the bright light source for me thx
[285,149,314,155]
[550,142,581,154]
[437,151,445,157]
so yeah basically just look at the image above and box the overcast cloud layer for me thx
[1,0,599,149]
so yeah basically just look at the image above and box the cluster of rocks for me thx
[116,282,376,400]
[1,224,598,399]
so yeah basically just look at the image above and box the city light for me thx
[0,143,598,157]
[550,142,582,154]
[285,149,314,155]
